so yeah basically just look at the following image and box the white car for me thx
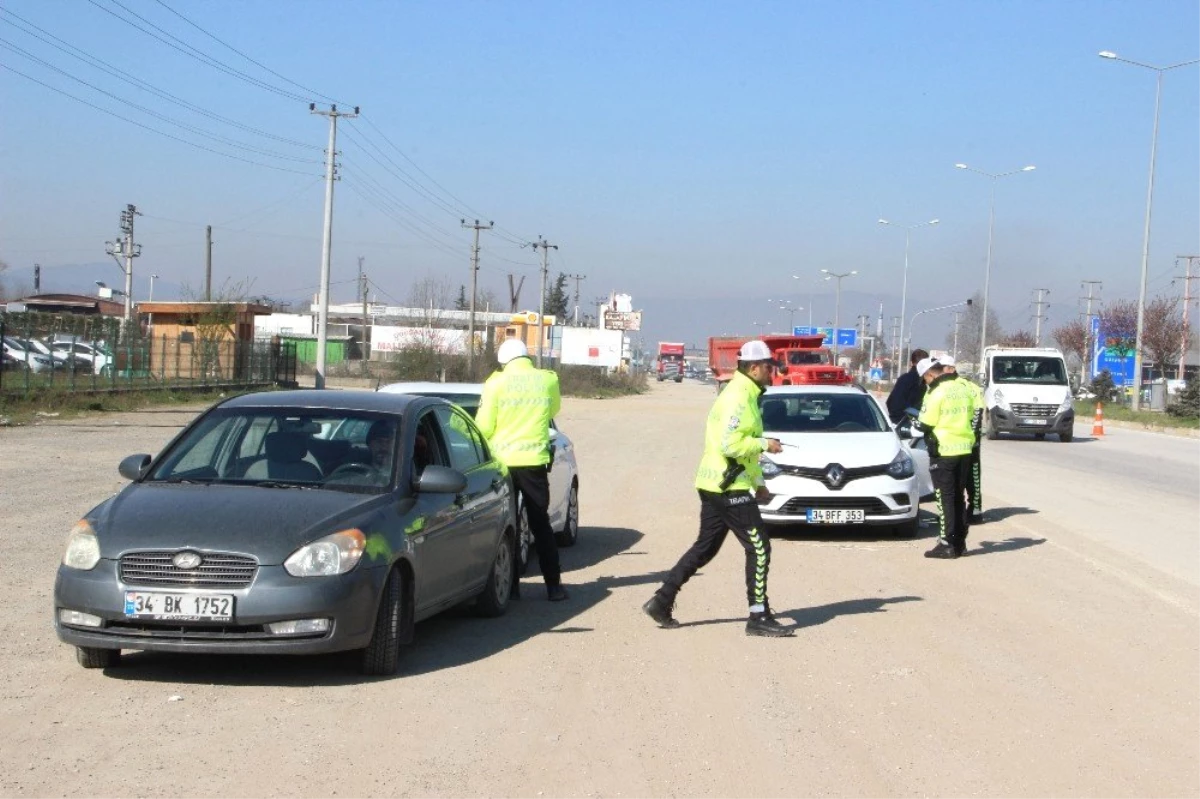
[756,385,932,536]
[377,381,580,573]
[2,336,54,373]
[50,341,113,376]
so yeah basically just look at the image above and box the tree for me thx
[1141,295,1185,379]
[947,290,1005,363]
[454,285,468,311]
[999,329,1038,347]
[1052,318,1087,361]
[1098,298,1138,357]
[544,272,569,320]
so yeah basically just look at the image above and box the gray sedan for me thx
[53,390,518,676]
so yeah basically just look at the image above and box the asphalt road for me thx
[1,381,1196,797]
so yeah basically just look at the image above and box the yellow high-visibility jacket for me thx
[475,357,561,467]
[917,374,978,457]
[695,370,768,493]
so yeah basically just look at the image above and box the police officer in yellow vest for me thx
[938,355,985,525]
[643,340,794,637]
[913,357,979,558]
[476,339,567,601]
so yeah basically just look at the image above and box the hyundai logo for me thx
[825,464,846,489]
[173,551,202,570]
[1033,396,1039,403]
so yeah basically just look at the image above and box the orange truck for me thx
[708,334,852,390]
[656,341,686,382]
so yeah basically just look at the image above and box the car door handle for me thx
[490,478,503,493]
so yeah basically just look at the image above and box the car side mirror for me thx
[548,427,559,441]
[414,464,468,494]
[119,453,152,481]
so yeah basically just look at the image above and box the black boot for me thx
[746,608,794,637]
[642,594,680,629]
[924,539,960,559]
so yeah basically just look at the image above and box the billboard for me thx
[371,325,467,355]
[1090,316,1135,385]
[560,327,623,367]
[792,326,858,347]
[603,310,642,331]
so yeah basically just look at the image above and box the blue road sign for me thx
[869,367,884,381]
[1090,316,1135,385]
[792,326,858,347]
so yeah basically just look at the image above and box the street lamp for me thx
[878,217,939,378]
[752,320,767,335]
[790,275,818,327]
[1098,50,1199,410]
[148,274,159,334]
[820,269,857,364]
[95,280,126,298]
[767,298,803,332]
[955,162,1036,373]
[909,300,972,355]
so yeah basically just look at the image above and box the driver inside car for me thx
[328,419,395,486]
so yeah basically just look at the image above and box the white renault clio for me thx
[756,385,932,535]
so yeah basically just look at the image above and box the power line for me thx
[340,124,470,222]
[85,0,311,103]
[150,0,347,106]
[0,8,319,151]
[0,61,319,176]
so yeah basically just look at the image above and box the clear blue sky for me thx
[1,0,1197,350]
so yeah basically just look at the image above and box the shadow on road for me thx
[982,506,1039,522]
[105,526,645,686]
[675,595,923,630]
[965,536,1047,557]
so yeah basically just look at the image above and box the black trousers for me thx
[930,455,971,548]
[510,465,561,586]
[966,443,982,515]
[658,490,771,608]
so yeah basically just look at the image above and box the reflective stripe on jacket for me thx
[917,373,978,457]
[475,357,561,467]
[695,370,767,492]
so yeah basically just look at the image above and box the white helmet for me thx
[738,340,772,362]
[497,338,529,365]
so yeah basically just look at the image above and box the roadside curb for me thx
[1075,415,1200,439]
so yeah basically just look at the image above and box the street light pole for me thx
[791,275,818,327]
[1098,50,1198,410]
[821,269,857,364]
[148,273,158,335]
[955,163,1036,373]
[878,217,939,378]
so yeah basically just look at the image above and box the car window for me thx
[991,356,1068,385]
[434,406,485,471]
[423,392,481,418]
[414,412,449,475]
[237,416,278,459]
[761,395,888,433]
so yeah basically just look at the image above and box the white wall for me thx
[255,313,314,338]
[560,327,624,367]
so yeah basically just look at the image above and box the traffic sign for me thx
[793,326,858,347]
[1090,316,1135,385]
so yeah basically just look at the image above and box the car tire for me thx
[361,569,406,676]
[515,502,531,576]
[76,646,120,669]
[1059,429,1073,443]
[476,532,514,618]
[555,481,579,547]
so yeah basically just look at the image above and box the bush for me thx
[1167,374,1200,418]
[1089,370,1119,403]
[557,364,648,398]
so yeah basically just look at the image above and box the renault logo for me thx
[825,464,846,489]
[173,551,202,570]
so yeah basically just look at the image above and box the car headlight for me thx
[284,529,366,577]
[62,520,100,570]
[758,456,782,479]
[887,449,915,479]
[1059,394,1074,412]
[993,389,1009,411]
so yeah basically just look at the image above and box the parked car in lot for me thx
[53,389,519,676]
[377,381,580,574]
[2,336,54,373]
[50,340,113,375]
[756,385,932,536]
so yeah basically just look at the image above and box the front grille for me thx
[98,621,326,641]
[1010,403,1056,418]
[120,551,257,588]
[774,463,890,490]
[778,496,892,515]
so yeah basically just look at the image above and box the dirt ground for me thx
[1,381,1196,798]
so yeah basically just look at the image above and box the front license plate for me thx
[806,509,865,524]
[124,591,234,622]
[1023,418,1048,426]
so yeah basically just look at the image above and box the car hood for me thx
[766,431,901,468]
[90,484,385,565]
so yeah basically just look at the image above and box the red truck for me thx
[656,342,686,382]
[708,334,852,390]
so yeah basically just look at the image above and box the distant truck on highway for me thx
[656,342,686,382]
[708,334,852,390]
[981,346,1075,442]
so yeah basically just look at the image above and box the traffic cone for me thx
[1092,402,1105,437]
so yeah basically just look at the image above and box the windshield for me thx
[761,394,888,433]
[144,408,403,493]
[991,356,1068,385]
[785,351,825,366]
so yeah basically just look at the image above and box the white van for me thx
[982,346,1075,442]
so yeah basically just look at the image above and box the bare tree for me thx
[949,290,1006,362]
[1052,317,1088,384]
[1141,295,1186,379]
[1000,329,1038,347]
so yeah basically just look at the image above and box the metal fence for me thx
[0,312,296,395]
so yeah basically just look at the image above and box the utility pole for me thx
[461,219,493,375]
[566,273,587,326]
[889,315,901,380]
[507,274,525,313]
[1177,256,1199,380]
[205,225,213,301]
[310,103,359,390]
[530,237,558,367]
[952,311,964,360]
[104,203,140,328]
[1031,288,1050,345]
[1080,280,1103,384]
[32,263,40,295]
[359,258,369,375]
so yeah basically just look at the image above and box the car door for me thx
[433,405,507,589]
[408,411,476,612]
[546,420,570,529]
